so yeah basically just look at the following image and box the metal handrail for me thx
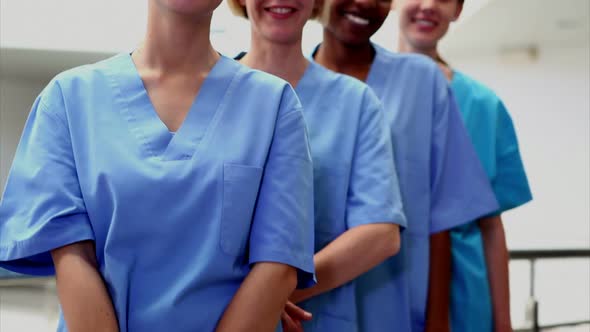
[510,249,590,259]
[510,248,590,332]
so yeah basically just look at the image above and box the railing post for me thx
[524,258,539,332]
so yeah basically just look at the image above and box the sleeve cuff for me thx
[347,209,407,230]
[430,196,500,234]
[497,195,533,215]
[0,214,95,276]
[249,246,316,289]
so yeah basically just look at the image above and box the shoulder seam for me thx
[37,80,71,133]
[38,98,69,134]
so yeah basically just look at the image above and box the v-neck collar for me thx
[294,60,323,101]
[109,53,242,161]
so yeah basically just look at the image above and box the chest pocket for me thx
[220,163,264,256]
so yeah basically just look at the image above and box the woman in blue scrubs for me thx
[0,1,316,331]
[228,0,406,331]
[396,0,533,331]
[307,0,500,331]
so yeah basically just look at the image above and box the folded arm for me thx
[216,262,298,332]
[51,241,119,332]
[291,223,400,303]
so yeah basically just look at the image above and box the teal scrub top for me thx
[450,70,533,332]
[0,54,316,332]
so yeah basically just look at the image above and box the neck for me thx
[398,35,440,60]
[136,1,219,74]
[241,31,308,88]
[398,36,453,80]
[314,29,374,81]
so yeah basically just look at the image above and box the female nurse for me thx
[228,0,406,331]
[396,0,533,331]
[0,1,316,331]
[307,0,500,331]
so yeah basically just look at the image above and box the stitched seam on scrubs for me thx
[250,248,314,272]
[0,234,90,252]
[36,98,92,216]
[0,220,94,253]
[273,109,312,162]
[347,210,407,229]
[497,145,521,161]
[38,99,69,134]
[496,196,532,214]
[190,61,244,161]
[108,56,159,159]
[429,193,497,235]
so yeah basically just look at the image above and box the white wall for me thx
[0,280,59,332]
[0,78,48,191]
[0,0,147,53]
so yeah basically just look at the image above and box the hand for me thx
[281,302,312,332]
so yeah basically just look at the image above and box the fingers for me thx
[282,311,304,332]
[285,301,312,321]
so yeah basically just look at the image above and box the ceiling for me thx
[441,0,590,57]
[0,0,588,81]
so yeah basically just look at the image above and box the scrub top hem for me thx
[0,215,95,275]
[347,210,407,230]
[249,247,315,289]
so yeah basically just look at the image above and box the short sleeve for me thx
[430,75,499,234]
[492,102,532,212]
[346,90,406,229]
[248,89,315,289]
[0,84,95,276]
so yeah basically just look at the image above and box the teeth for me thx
[415,19,435,27]
[269,7,293,14]
[345,13,369,26]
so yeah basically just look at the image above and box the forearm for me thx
[291,223,400,303]
[216,262,298,332]
[479,215,512,332]
[425,231,451,332]
[51,241,119,332]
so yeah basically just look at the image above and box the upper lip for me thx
[264,3,298,11]
[412,15,438,24]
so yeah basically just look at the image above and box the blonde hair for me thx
[227,0,248,18]
[226,0,321,20]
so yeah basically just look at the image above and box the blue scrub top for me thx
[0,54,316,332]
[293,61,406,331]
[449,70,532,332]
[313,44,499,332]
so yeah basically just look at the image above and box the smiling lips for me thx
[345,12,370,26]
[265,6,297,18]
[412,17,438,31]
